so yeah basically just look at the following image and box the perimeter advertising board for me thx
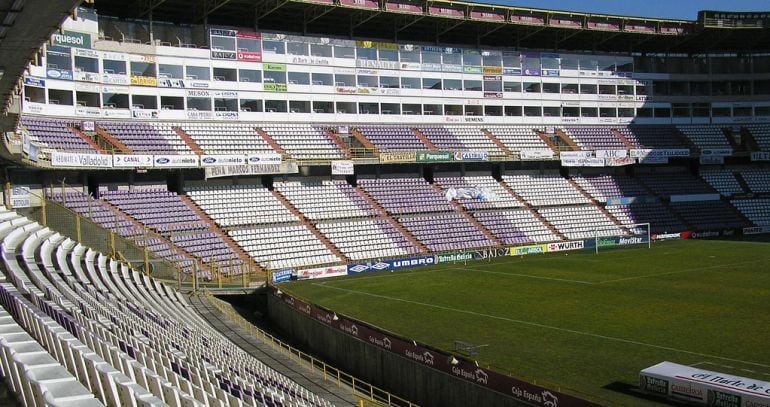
[277,291,597,407]
[640,361,770,406]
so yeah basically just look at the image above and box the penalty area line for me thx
[312,283,770,370]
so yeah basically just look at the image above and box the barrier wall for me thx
[267,289,598,407]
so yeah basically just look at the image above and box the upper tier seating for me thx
[571,174,650,202]
[180,122,275,154]
[605,202,686,234]
[700,170,746,196]
[317,219,420,260]
[98,121,190,154]
[230,224,341,269]
[398,213,495,252]
[669,201,747,231]
[538,205,625,240]
[615,125,688,149]
[744,124,770,150]
[261,124,344,159]
[21,117,94,152]
[354,126,426,151]
[275,180,379,220]
[186,184,297,227]
[101,188,242,274]
[419,126,505,155]
[503,173,590,206]
[737,169,770,193]
[0,207,337,406]
[636,172,717,196]
[676,125,732,150]
[101,188,208,233]
[359,178,453,215]
[485,126,550,152]
[474,209,558,245]
[434,176,523,210]
[732,199,770,226]
[563,126,626,149]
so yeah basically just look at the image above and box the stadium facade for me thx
[1,1,770,406]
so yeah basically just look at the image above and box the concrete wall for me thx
[267,293,530,407]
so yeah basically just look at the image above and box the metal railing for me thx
[203,291,418,407]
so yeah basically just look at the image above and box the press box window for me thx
[239,69,261,83]
[186,66,210,80]
[130,61,155,77]
[186,97,211,111]
[158,64,183,79]
[240,99,262,112]
[265,100,287,113]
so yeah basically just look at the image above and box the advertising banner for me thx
[47,68,73,81]
[113,154,153,168]
[296,265,348,280]
[200,155,246,167]
[751,152,770,162]
[51,31,92,49]
[743,226,770,235]
[436,251,474,263]
[205,164,283,179]
[417,151,454,162]
[474,247,509,260]
[380,152,416,163]
[605,157,636,166]
[700,148,733,156]
[272,269,293,284]
[699,156,724,165]
[585,235,650,248]
[630,149,690,158]
[547,241,584,252]
[347,256,435,274]
[246,153,282,164]
[28,143,39,163]
[152,155,199,168]
[331,160,355,175]
[595,150,628,159]
[511,244,548,256]
[10,186,30,209]
[561,157,605,167]
[51,152,113,168]
[560,151,593,159]
[520,149,555,160]
[640,362,770,405]
[278,291,596,407]
[453,151,488,161]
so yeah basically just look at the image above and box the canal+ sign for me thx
[51,31,92,49]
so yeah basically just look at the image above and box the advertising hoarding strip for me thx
[278,289,598,407]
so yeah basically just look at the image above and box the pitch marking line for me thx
[313,283,770,370]
[598,258,770,284]
[453,266,598,285]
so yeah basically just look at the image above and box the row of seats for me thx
[0,207,337,406]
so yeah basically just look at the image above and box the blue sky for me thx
[480,0,770,20]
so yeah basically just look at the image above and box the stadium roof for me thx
[93,0,770,53]
[0,0,83,112]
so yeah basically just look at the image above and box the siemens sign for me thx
[51,31,92,49]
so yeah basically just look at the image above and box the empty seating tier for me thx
[398,213,495,252]
[275,180,379,220]
[538,205,624,240]
[563,126,626,149]
[732,199,770,226]
[434,176,523,210]
[503,173,590,206]
[262,124,344,160]
[605,203,685,234]
[485,126,550,152]
[474,209,558,245]
[181,122,275,154]
[700,170,745,196]
[230,225,341,269]
[186,184,297,227]
[677,125,731,150]
[317,219,419,260]
[98,121,190,154]
[571,174,651,202]
[359,178,453,215]
[21,117,94,152]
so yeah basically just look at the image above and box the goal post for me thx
[593,222,651,254]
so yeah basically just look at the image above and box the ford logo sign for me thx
[156,158,170,164]
[202,157,216,164]
[47,69,62,78]
[248,156,261,162]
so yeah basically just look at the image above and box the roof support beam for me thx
[253,0,290,21]
[134,0,168,19]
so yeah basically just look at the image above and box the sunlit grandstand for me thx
[0,0,769,406]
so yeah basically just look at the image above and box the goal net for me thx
[592,222,651,254]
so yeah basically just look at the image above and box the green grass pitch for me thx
[281,240,770,406]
